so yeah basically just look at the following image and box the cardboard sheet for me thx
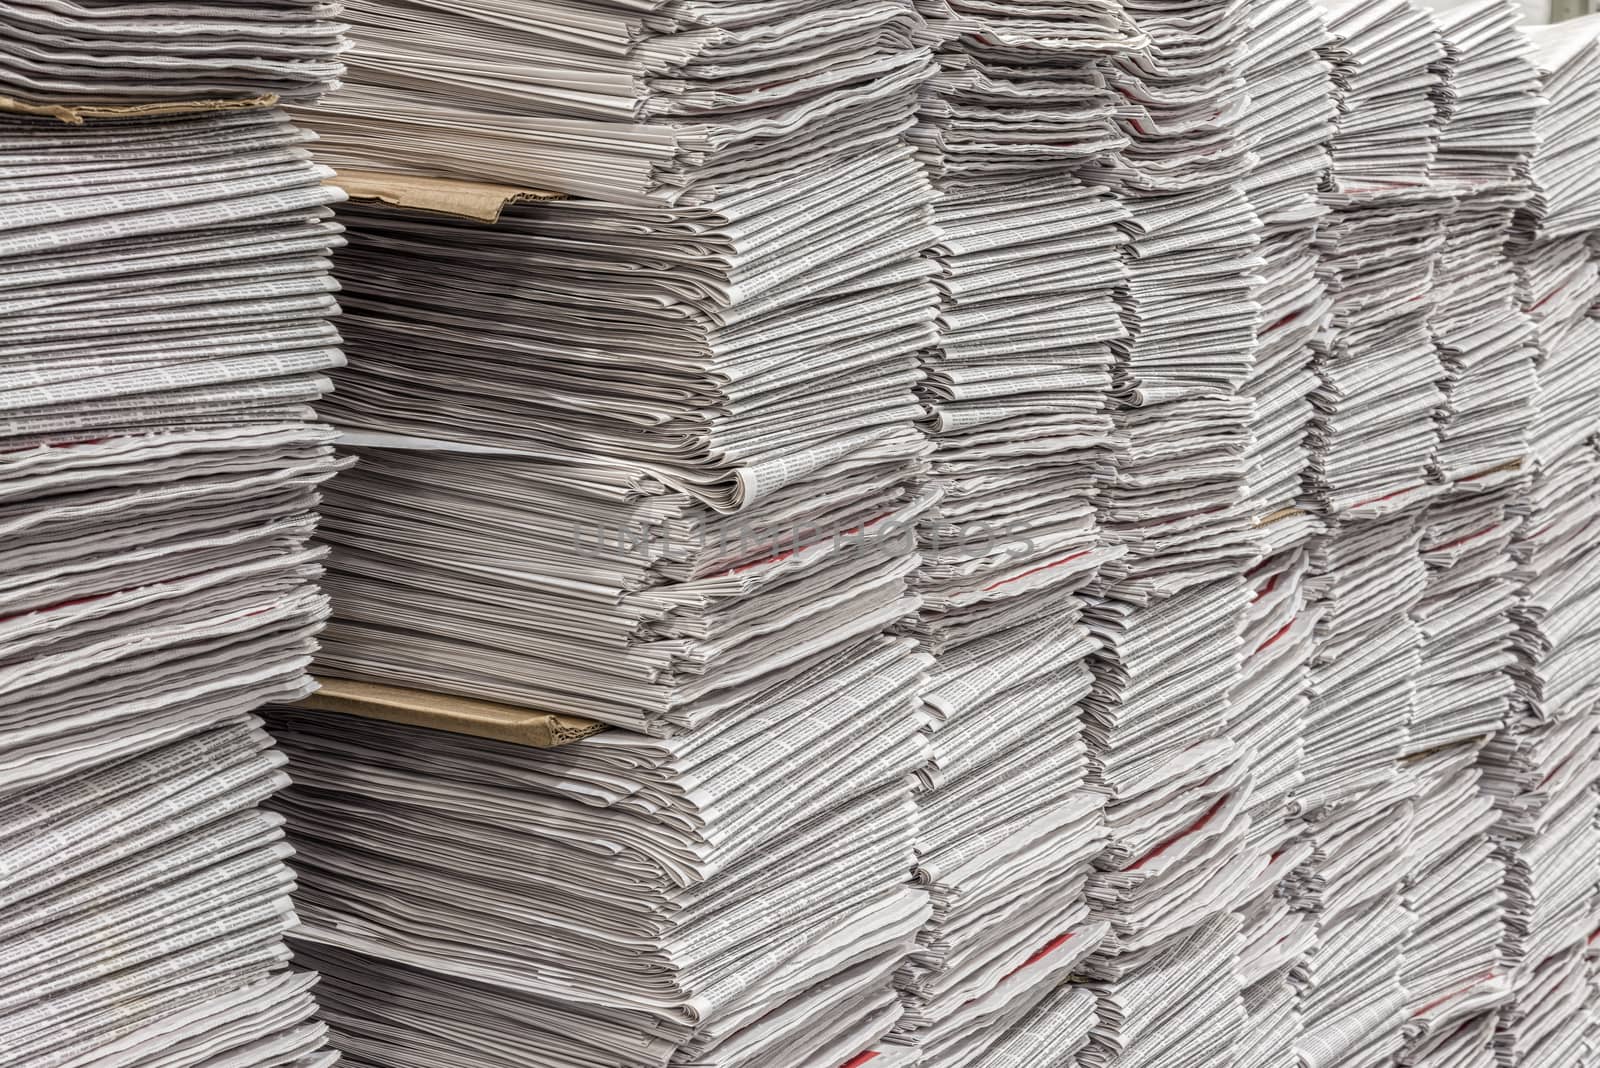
[0,93,279,125]
[332,170,563,223]
[295,677,605,748]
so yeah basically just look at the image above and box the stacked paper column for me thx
[158,3,1600,1067]
[1588,937,1600,1062]
[1286,0,1472,1061]
[268,4,976,1066]
[874,4,1145,1061]
[1285,2,1460,1064]
[1062,0,1295,1062]
[1230,3,1342,1064]
[1485,16,1600,1067]
[0,6,348,1067]
[1394,5,1545,1064]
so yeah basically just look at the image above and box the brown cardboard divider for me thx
[332,169,565,224]
[295,677,605,748]
[1253,505,1309,528]
[0,93,279,124]
[1457,457,1526,484]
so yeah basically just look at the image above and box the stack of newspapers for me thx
[1308,0,1452,514]
[1290,3,1461,1062]
[1069,0,1276,1061]
[1079,540,1269,1065]
[276,3,978,1065]
[1390,12,1544,1060]
[0,23,345,1068]
[309,174,939,722]
[1307,175,1450,513]
[1515,19,1600,474]
[1232,5,1337,1060]
[1409,489,1524,756]
[1088,0,1264,595]
[1229,549,1321,1068]
[1290,510,1428,1068]
[1480,714,1600,1065]
[0,1,347,104]
[0,107,347,785]
[1396,741,1510,1068]
[1239,0,1337,546]
[293,233,941,1066]
[883,4,1134,1059]
[1095,185,1264,594]
[1424,0,1542,487]
[0,719,334,1068]
[1081,578,1255,912]
[274,666,933,1068]
[294,0,934,202]
[1425,181,1540,487]
[1079,913,1250,1068]
[1490,16,1600,1066]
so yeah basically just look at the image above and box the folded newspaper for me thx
[292,0,935,203]
[0,1,348,105]
[282,6,962,1063]
[0,718,337,1068]
[0,13,349,1066]
[1489,17,1600,1063]
[0,105,346,790]
[272,689,935,1067]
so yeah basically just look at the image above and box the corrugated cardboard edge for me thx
[1459,457,1526,483]
[0,93,278,125]
[1254,506,1308,527]
[332,169,564,224]
[296,677,605,748]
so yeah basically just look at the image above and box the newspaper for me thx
[0,16,352,1061]
[257,6,1600,1068]
[316,143,938,514]
[291,1,935,202]
[271,689,933,1065]
[0,0,349,105]
[1422,0,1543,487]
[311,443,932,734]
[876,8,1145,1054]
[1282,114,1456,1068]
[274,7,965,1058]
[1372,19,1546,1060]
[0,106,349,797]
[0,719,331,1068]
